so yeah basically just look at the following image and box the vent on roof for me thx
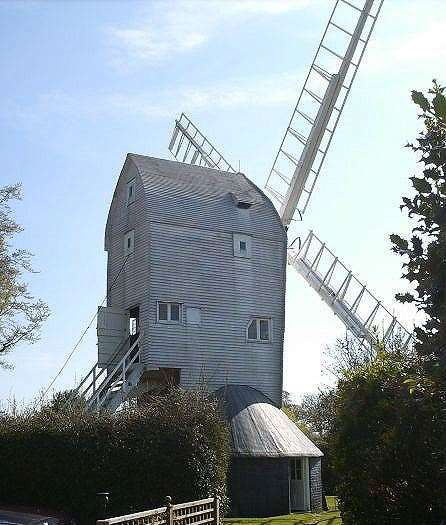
[230,190,256,209]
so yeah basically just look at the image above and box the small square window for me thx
[127,179,136,205]
[124,230,135,256]
[157,302,182,323]
[247,318,271,342]
[233,233,251,258]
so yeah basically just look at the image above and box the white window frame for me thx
[126,179,136,205]
[124,230,135,256]
[157,301,182,324]
[246,317,272,343]
[233,233,252,258]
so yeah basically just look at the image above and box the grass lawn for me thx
[224,497,341,525]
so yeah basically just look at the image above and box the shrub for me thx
[0,389,229,525]
[332,353,445,525]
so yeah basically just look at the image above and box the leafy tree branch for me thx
[0,184,49,367]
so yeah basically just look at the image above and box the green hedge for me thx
[0,389,229,524]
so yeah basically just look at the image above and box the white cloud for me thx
[365,2,446,75]
[9,72,301,125]
[107,71,301,118]
[107,0,309,68]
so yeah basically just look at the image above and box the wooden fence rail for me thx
[97,495,219,525]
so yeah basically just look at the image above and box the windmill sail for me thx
[290,231,414,349]
[169,113,236,173]
[165,2,413,351]
[266,0,384,226]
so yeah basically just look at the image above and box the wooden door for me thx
[97,306,129,367]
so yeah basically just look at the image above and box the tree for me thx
[332,82,446,525]
[333,352,444,525]
[282,390,316,439]
[324,331,414,382]
[0,184,49,367]
[390,80,446,380]
[298,389,336,438]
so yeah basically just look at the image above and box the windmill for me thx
[60,2,414,512]
[168,0,414,352]
[66,0,413,428]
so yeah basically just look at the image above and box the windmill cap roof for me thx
[127,153,263,203]
[216,385,323,458]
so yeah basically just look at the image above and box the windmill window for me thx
[260,319,269,340]
[157,302,182,324]
[247,320,258,340]
[158,302,168,321]
[233,233,252,258]
[247,318,271,342]
[124,230,135,256]
[127,179,135,205]
[170,303,180,321]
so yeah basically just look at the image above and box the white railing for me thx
[289,231,414,349]
[86,333,142,409]
[97,496,219,525]
[69,333,142,410]
[71,336,130,405]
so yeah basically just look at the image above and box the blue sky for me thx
[1,0,443,406]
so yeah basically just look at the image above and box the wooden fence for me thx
[97,495,219,525]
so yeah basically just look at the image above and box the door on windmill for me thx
[97,306,130,368]
[289,457,310,512]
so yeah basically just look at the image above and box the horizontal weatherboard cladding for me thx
[105,154,286,406]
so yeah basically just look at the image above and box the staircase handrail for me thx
[69,335,132,405]
[87,332,142,409]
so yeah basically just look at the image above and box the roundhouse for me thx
[217,385,323,516]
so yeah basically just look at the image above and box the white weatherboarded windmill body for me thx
[71,0,413,517]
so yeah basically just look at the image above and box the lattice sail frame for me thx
[290,232,415,349]
[266,0,384,226]
[166,2,414,349]
[169,113,236,173]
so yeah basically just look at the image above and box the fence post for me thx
[213,492,220,525]
[165,496,173,525]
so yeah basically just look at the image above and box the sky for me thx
[1,0,444,406]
